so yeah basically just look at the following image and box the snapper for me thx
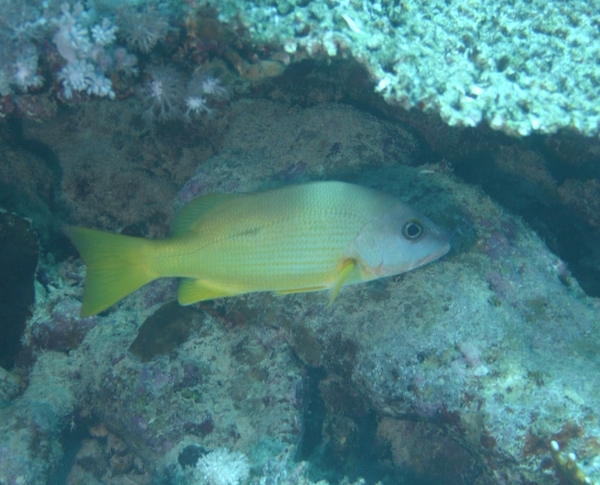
[65,181,450,317]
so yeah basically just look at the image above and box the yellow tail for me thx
[64,226,158,317]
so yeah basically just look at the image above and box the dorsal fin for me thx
[171,193,242,236]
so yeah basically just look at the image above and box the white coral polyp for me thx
[12,45,43,91]
[58,60,114,99]
[194,448,250,485]
[142,65,185,122]
[201,77,228,98]
[185,96,213,120]
[59,59,92,96]
[91,18,118,46]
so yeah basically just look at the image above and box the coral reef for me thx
[0,1,241,127]
[192,0,600,136]
[140,65,228,123]
[194,448,250,485]
[0,4,600,483]
[141,64,186,123]
[0,352,77,484]
[3,0,600,135]
[550,440,598,485]
[2,97,599,484]
[116,5,169,54]
[52,3,135,99]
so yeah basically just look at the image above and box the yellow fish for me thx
[64,181,450,317]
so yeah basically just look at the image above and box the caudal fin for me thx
[64,226,158,317]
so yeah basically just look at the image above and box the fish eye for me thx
[402,219,424,241]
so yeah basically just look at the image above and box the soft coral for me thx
[141,64,185,123]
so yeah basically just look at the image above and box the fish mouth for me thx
[417,240,451,267]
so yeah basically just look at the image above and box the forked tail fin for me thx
[64,226,158,317]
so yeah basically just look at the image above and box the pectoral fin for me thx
[328,258,356,306]
[178,278,240,304]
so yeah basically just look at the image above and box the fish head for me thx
[350,199,450,279]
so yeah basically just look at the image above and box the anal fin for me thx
[275,285,328,296]
[178,278,240,304]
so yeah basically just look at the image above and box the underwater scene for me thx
[1,0,600,484]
